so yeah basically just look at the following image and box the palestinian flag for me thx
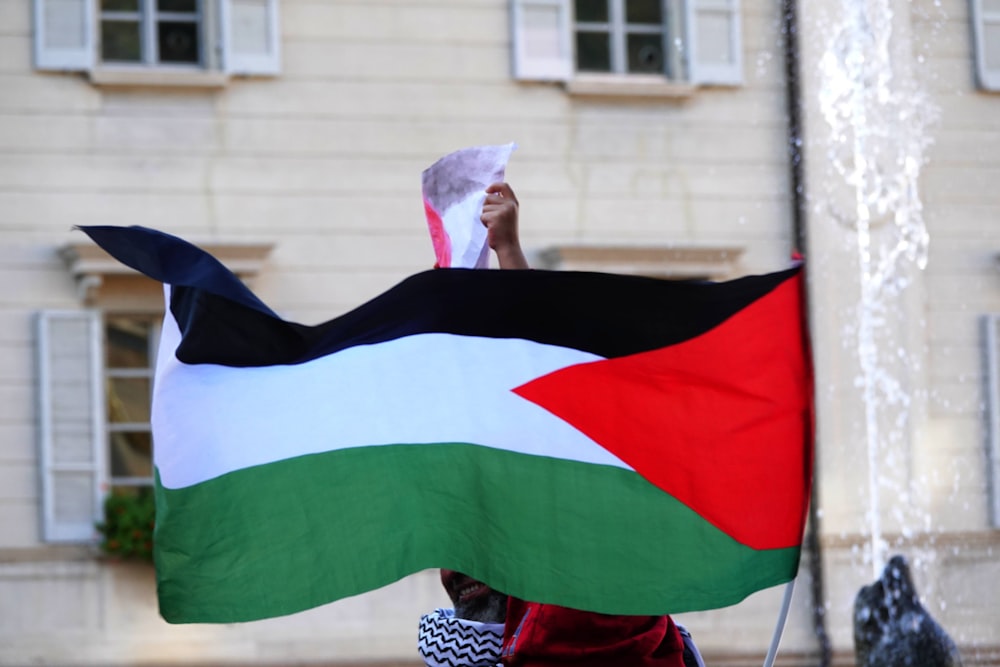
[80,225,813,625]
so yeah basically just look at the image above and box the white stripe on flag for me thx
[153,301,631,489]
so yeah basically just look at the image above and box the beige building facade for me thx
[0,0,997,665]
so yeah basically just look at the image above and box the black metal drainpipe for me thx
[784,0,807,255]
[782,1,832,666]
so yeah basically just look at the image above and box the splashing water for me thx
[816,0,938,578]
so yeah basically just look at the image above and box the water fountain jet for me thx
[807,0,972,664]
[815,0,935,578]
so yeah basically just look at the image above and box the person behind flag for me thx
[417,570,508,667]
[421,567,707,667]
[419,182,699,667]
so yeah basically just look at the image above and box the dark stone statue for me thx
[853,554,962,667]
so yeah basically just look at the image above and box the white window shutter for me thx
[220,0,281,75]
[36,311,106,542]
[32,0,95,71]
[972,0,1000,91]
[685,0,742,86]
[983,314,1000,527]
[510,0,572,81]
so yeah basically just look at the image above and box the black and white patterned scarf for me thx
[418,608,503,667]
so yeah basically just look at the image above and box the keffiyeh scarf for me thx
[418,608,503,667]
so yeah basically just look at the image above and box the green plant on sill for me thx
[96,487,155,562]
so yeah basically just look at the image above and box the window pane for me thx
[576,31,612,71]
[626,0,662,24]
[109,431,153,479]
[107,377,151,423]
[627,33,664,73]
[575,0,609,22]
[101,20,142,62]
[158,0,197,11]
[106,317,151,368]
[102,0,139,10]
[158,20,200,63]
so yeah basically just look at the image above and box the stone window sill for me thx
[565,75,696,100]
[89,68,230,89]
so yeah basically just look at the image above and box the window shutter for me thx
[36,311,106,542]
[220,0,281,75]
[983,314,1000,527]
[972,0,1000,91]
[32,0,95,71]
[685,0,742,85]
[510,0,572,81]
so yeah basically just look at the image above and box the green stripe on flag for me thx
[155,444,799,623]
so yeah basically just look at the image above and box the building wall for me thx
[16,0,1000,664]
[909,0,1000,658]
[918,0,1000,525]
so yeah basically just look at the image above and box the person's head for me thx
[439,569,508,623]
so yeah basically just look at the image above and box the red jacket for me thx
[501,599,686,667]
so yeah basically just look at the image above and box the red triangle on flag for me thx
[512,275,812,551]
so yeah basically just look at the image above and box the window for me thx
[100,0,202,66]
[105,315,158,492]
[35,311,160,542]
[510,0,742,86]
[574,0,677,77]
[37,240,273,543]
[972,0,1000,91]
[33,0,280,78]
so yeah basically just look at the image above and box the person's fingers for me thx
[483,199,516,215]
[485,192,515,205]
[485,182,518,205]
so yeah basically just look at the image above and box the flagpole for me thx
[762,579,796,667]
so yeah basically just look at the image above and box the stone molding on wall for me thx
[60,240,274,309]
[538,244,745,280]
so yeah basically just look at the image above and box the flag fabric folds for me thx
[80,225,813,625]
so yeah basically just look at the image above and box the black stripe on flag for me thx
[81,225,798,367]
